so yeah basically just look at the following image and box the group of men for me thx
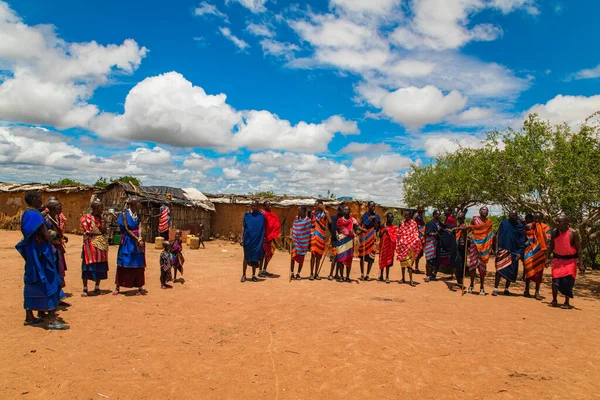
[240,200,585,309]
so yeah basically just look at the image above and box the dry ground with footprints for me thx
[1,230,600,399]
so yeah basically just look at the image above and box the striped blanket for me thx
[468,216,493,278]
[292,216,312,264]
[495,219,526,282]
[358,212,379,262]
[523,222,547,283]
[336,217,356,267]
[310,211,328,257]
[424,221,441,261]
[158,206,170,234]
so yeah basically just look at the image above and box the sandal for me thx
[549,301,559,308]
[360,275,364,281]
[467,287,473,294]
[47,322,70,331]
[23,318,43,326]
[251,276,258,282]
[161,285,167,290]
[81,289,89,297]
[479,289,486,296]
[94,287,102,295]
[327,275,333,281]
[535,293,543,301]
[345,277,351,283]
[378,276,384,282]
[309,275,314,281]
[240,276,246,282]
[315,275,321,280]
[112,290,119,296]
[503,290,511,296]
[561,304,573,310]
[523,292,532,298]
[385,279,390,284]
[295,274,301,280]
[365,275,370,281]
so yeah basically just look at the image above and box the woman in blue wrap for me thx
[16,190,69,330]
[240,200,265,282]
[114,199,146,296]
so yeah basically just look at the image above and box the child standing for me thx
[160,241,173,289]
[172,230,185,282]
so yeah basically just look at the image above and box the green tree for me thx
[403,147,492,212]
[51,178,83,186]
[94,177,109,188]
[115,176,141,186]
[485,114,600,226]
[254,191,275,197]
[402,113,600,264]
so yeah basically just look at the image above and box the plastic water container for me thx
[186,235,195,246]
[155,236,164,249]
[190,237,200,249]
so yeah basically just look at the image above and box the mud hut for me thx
[98,182,215,243]
[0,182,98,233]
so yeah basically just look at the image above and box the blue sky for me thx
[1,0,599,204]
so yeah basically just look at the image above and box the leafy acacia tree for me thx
[403,147,492,212]
[402,113,600,264]
[485,114,600,225]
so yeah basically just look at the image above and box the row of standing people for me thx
[279,202,585,309]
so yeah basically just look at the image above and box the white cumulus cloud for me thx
[90,72,358,153]
[0,2,147,130]
[525,94,600,128]
[358,84,468,128]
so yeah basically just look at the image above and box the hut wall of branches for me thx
[0,183,98,233]
[98,182,214,243]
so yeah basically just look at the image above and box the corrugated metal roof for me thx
[206,194,342,208]
[103,181,215,212]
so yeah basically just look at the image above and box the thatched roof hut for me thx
[98,182,215,243]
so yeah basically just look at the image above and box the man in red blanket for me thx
[259,201,281,277]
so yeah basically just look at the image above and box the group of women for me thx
[17,191,147,330]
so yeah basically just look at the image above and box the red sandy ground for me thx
[1,229,599,400]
